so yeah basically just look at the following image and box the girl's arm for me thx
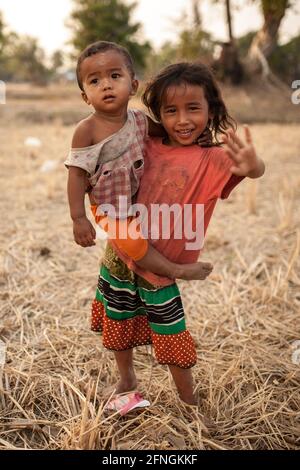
[223,126,265,179]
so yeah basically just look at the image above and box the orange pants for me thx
[90,205,148,261]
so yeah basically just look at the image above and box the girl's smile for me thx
[160,84,211,147]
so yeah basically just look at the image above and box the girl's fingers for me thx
[224,145,242,163]
[225,132,240,155]
[233,134,245,149]
[244,125,252,144]
[228,129,244,149]
[225,139,239,156]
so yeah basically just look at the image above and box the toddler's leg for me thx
[137,245,213,281]
[114,349,137,394]
[168,365,197,405]
[92,210,213,281]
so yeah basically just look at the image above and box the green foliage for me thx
[146,3,214,76]
[51,50,64,72]
[260,0,291,18]
[145,42,177,76]
[269,34,300,82]
[2,34,51,84]
[237,31,257,57]
[0,10,63,84]
[69,0,151,72]
[176,28,214,62]
[0,11,5,54]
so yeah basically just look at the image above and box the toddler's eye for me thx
[90,78,99,85]
[112,73,121,79]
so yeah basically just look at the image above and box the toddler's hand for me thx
[73,217,96,247]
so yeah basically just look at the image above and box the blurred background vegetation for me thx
[0,0,299,87]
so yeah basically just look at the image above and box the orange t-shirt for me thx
[111,138,244,286]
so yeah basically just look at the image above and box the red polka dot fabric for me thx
[152,331,197,369]
[91,299,196,368]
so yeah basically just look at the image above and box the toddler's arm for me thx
[67,121,96,247]
[67,167,96,247]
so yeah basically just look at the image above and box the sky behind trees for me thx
[0,0,299,56]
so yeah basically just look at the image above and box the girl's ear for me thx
[81,91,90,105]
[130,79,139,97]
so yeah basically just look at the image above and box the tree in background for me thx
[146,0,214,75]
[5,35,50,84]
[68,0,151,73]
[176,0,213,62]
[212,0,294,83]
[0,10,52,84]
[0,11,5,54]
[269,33,300,84]
[0,11,12,76]
[247,0,292,78]
[212,0,244,84]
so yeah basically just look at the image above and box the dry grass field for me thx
[0,83,299,450]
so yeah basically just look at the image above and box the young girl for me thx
[91,62,265,411]
[65,40,213,282]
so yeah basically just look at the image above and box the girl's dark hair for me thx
[76,41,135,91]
[142,62,236,144]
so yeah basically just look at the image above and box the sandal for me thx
[104,391,150,416]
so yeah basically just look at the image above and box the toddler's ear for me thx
[81,91,90,105]
[130,79,139,97]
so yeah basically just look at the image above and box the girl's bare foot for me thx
[174,261,213,281]
[178,390,198,406]
[115,373,137,395]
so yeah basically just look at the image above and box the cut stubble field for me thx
[0,85,299,450]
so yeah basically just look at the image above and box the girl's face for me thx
[160,84,211,147]
[80,50,138,115]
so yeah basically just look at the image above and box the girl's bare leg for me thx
[168,365,197,405]
[114,349,137,394]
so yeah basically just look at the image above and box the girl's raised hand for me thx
[223,126,265,178]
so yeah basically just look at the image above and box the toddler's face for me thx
[160,84,211,147]
[80,50,138,114]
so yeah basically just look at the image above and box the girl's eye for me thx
[112,73,121,79]
[90,78,98,84]
[190,106,201,111]
[165,108,176,114]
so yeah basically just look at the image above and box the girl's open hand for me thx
[73,216,96,247]
[223,126,265,178]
